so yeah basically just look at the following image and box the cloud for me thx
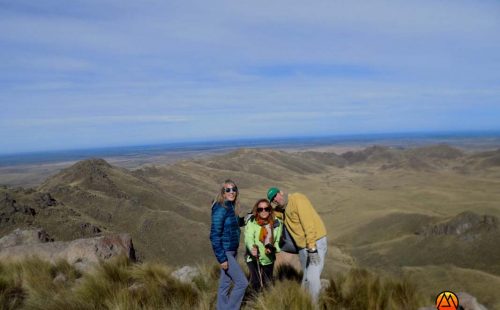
[1,0,500,153]
[2,115,190,128]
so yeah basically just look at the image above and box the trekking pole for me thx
[253,245,264,289]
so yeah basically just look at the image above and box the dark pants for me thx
[246,260,274,293]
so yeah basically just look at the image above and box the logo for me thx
[435,291,459,310]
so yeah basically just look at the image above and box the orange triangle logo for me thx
[436,291,459,310]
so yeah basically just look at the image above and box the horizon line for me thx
[2,129,500,157]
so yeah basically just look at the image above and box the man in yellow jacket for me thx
[267,187,327,303]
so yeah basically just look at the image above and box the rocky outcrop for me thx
[0,228,53,248]
[1,190,58,227]
[35,192,58,208]
[0,187,103,240]
[416,212,498,240]
[0,229,136,271]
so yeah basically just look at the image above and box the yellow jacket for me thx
[284,193,327,249]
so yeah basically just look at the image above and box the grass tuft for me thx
[0,266,25,310]
[321,268,428,309]
[244,280,314,310]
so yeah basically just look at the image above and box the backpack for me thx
[279,223,299,254]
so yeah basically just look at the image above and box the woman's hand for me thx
[220,261,228,270]
[265,244,276,255]
[251,246,258,257]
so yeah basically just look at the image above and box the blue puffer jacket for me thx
[210,200,241,264]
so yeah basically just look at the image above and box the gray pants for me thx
[298,236,327,303]
[217,251,248,310]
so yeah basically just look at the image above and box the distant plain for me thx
[2,133,500,187]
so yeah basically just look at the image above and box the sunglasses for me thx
[257,207,271,213]
[224,187,238,193]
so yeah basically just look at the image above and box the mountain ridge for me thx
[1,144,499,295]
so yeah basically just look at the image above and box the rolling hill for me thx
[1,144,500,307]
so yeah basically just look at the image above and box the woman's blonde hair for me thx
[251,198,274,222]
[214,179,240,213]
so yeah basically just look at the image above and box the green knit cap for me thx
[267,187,280,201]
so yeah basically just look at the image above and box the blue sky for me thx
[1,0,500,154]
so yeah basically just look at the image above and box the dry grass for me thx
[321,268,429,310]
[0,257,429,310]
[0,256,198,310]
[244,280,314,310]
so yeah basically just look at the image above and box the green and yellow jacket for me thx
[244,217,283,265]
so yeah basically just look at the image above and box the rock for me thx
[0,232,136,271]
[79,222,102,236]
[0,191,58,228]
[53,272,67,285]
[457,292,488,310]
[171,266,200,283]
[92,234,136,261]
[1,192,16,209]
[35,193,57,208]
[128,282,146,294]
[0,193,17,223]
[320,278,330,292]
[0,228,53,248]
[21,205,36,216]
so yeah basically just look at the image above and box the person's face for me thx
[223,184,238,202]
[273,191,285,206]
[257,201,271,219]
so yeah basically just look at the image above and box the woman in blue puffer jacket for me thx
[210,179,248,310]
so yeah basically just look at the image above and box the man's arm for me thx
[296,194,318,249]
[273,219,283,253]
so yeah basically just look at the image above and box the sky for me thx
[1,0,500,154]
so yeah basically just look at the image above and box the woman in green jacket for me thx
[244,198,283,292]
